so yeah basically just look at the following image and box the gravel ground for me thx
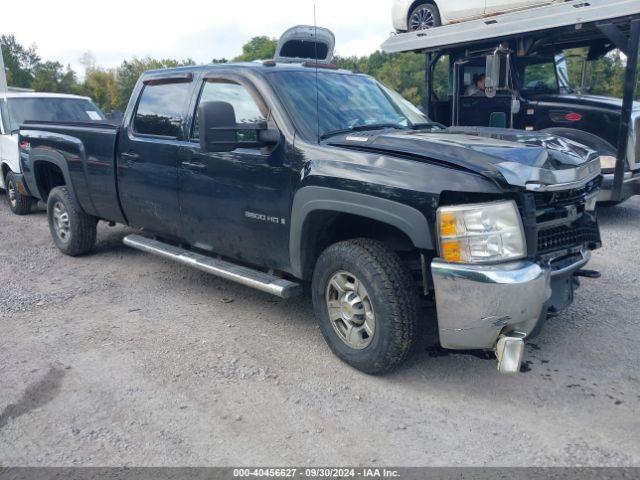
[0,193,639,467]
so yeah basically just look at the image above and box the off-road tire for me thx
[312,239,419,375]
[47,186,97,256]
[408,3,442,31]
[5,171,34,215]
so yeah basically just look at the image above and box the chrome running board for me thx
[123,234,303,299]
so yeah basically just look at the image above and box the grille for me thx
[533,179,600,210]
[537,223,601,255]
[532,178,601,255]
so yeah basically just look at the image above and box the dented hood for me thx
[327,126,601,190]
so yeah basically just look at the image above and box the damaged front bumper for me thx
[431,250,591,351]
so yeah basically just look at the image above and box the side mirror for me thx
[199,101,238,153]
[485,51,510,98]
[199,101,280,153]
[485,53,502,98]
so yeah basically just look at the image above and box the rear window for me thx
[133,82,192,138]
[6,97,106,132]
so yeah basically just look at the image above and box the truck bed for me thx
[20,121,126,224]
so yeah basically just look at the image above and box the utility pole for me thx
[0,42,7,94]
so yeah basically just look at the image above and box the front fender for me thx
[289,186,433,278]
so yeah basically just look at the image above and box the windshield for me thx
[267,70,438,141]
[516,57,571,94]
[6,97,106,132]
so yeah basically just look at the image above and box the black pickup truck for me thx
[18,60,602,374]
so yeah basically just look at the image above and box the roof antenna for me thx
[314,3,320,144]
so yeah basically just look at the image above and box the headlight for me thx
[600,155,617,171]
[437,200,526,264]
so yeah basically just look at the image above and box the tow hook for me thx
[575,269,602,279]
[495,333,526,374]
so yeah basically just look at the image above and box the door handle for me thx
[181,161,207,172]
[121,151,140,162]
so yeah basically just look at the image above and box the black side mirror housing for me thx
[199,101,280,153]
[199,101,238,153]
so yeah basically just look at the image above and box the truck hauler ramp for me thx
[382,0,640,204]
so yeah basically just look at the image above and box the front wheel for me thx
[312,239,419,375]
[408,3,442,31]
[5,171,34,215]
[47,186,97,256]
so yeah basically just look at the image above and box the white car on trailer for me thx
[392,0,560,32]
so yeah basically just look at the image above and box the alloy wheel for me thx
[410,7,436,30]
[325,271,376,350]
[52,201,71,243]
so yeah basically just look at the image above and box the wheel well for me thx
[299,211,419,280]
[34,161,66,201]
[408,0,438,20]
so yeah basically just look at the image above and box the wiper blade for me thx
[410,121,444,130]
[320,124,406,140]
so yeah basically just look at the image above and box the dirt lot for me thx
[0,192,639,467]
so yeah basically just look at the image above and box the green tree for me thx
[0,34,40,88]
[234,36,277,62]
[115,57,195,110]
[32,61,82,93]
[84,67,119,111]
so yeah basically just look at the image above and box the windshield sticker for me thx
[86,111,102,121]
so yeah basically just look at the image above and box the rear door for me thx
[178,73,292,270]
[485,0,550,15]
[117,77,194,238]
[444,0,485,21]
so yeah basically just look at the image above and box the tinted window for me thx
[192,80,266,140]
[6,97,106,132]
[134,82,191,137]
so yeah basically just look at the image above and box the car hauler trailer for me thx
[382,0,640,203]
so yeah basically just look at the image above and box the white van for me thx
[0,92,106,214]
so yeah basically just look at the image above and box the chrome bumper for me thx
[431,251,590,350]
[598,171,640,202]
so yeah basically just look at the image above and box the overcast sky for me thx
[1,0,394,75]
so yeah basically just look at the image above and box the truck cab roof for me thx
[2,92,93,101]
[141,61,356,81]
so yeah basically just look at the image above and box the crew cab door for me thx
[178,74,292,270]
[117,77,194,237]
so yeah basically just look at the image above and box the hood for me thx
[327,126,601,190]
[529,93,640,111]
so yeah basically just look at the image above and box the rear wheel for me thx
[5,171,34,215]
[47,186,97,256]
[408,3,441,31]
[312,239,419,375]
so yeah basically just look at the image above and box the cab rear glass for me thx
[6,97,106,132]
